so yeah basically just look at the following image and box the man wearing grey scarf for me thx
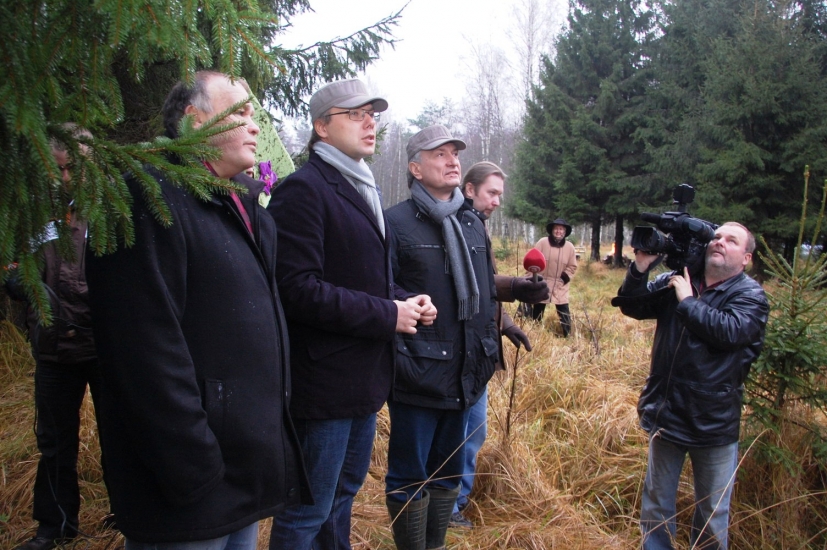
[409,180,479,320]
[268,79,436,550]
[384,125,498,550]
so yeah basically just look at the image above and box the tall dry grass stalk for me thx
[1,246,825,549]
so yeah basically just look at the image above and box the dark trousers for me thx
[32,357,102,539]
[385,401,470,503]
[529,303,572,336]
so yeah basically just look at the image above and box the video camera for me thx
[630,184,717,275]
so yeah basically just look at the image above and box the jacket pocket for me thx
[204,379,225,439]
[396,330,454,396]
[474,335,499,391]
[673,381,741,438]
[33,321,59,357]
[481,335,498,358]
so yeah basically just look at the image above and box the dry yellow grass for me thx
[1,246,825,549]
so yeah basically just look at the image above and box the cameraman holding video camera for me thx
[616,221,769,550]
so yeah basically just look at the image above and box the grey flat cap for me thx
[309,79,388,121]
[406,125,467,162]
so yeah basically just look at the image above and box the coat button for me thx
[288,487,297,498]
[66,329,76,338]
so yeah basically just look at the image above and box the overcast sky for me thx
[279,0,567,122]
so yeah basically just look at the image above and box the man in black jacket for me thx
[267,79,434,550]
[384,125,498,550]
[85,71,307,549]
[616,222,769,550]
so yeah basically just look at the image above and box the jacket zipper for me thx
[652,279,699,426]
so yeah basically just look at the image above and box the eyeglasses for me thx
[326,109,381,122]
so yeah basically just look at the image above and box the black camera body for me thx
[630,184,717,274]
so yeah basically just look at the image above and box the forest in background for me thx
[4,0,827,286]
[280,0,827,266]
[2,0,827,546]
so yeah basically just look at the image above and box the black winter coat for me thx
[267,151,401,420]
[85,167,308,543]
[618,267,769,447]
[385,199,499,410]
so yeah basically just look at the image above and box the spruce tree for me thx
[645,0,827,268]
[640,0,745,190]
[0,0,400,320]
[691,0,827,255]
[507,0,654,260]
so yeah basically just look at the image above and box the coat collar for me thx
[308,149,386,239]
[461,197,488,222]
[701,269,747,294]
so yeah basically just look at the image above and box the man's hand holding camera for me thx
[668,267,693,302]
[633,250,693,302]
[633,250,660,273]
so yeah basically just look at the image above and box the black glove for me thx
[511,276,550,304]
[561,272,571,285]
[502,325,532,351]
[3,264,27,302]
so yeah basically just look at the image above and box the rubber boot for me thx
[386,492,429,550]
[425,486,460,550]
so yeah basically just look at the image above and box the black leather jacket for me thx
[386,199,498,410]
[617,266,769,446]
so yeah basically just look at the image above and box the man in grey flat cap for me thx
[383,125,498,550]
[268,79,436,550]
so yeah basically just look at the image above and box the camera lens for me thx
[631,227,666,253]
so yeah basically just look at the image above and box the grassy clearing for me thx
[1,244,825,549]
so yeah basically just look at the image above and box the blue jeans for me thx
[124,521,257,550]
[385,401,469,503]
[453,387,488,513]
[269,414,376,550]
[641,434,739,550]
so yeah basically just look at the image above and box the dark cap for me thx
[406,125,466,162]
[309,79,388,121]
[546,218,572,237]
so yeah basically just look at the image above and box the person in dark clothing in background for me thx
[8,125,103,550]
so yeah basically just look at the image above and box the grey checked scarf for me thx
[410,180,479,320]
[314,141,385,238]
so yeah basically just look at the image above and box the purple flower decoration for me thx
[258,161,277,195]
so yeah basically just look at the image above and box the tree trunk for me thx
[590,217,601,262]
[613,214,625,268]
